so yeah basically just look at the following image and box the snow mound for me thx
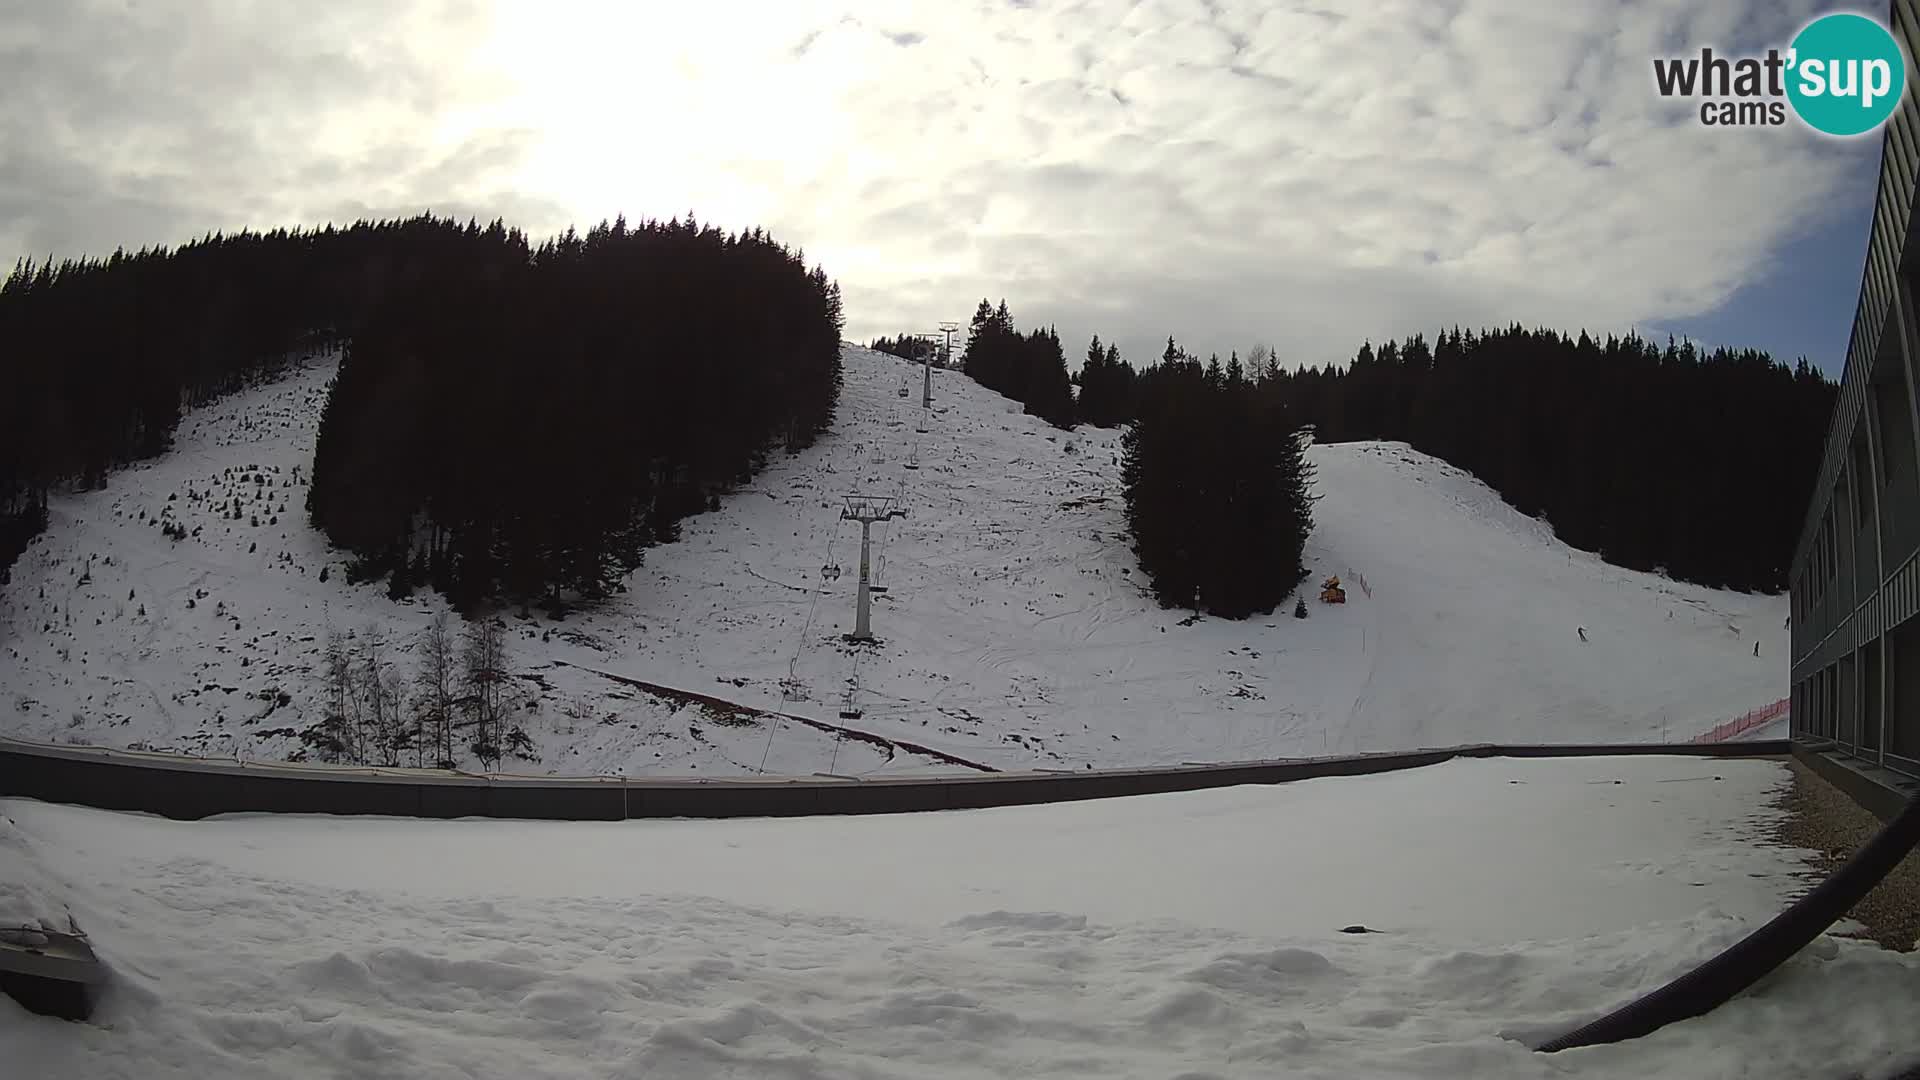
[0,814,73,938]
[0,346,1786,774]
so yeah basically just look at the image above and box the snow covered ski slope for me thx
[0,346,1786,775]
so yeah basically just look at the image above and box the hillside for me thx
[0,346,1786,775]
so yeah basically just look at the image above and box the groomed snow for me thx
[6,756,1916,1078]
[0,346,1787,775]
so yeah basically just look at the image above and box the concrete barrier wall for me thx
[0,734,1791,822]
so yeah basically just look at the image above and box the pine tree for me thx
[1022,326,1075,429]
[1122,348,1314,619]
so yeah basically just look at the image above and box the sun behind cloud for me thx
[0,0,1879,368]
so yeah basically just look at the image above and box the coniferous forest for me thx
[308,216,844,610]
[1073,332,1139,428]
[954,304,1314,618]
[1120,341,1316,617]
[959,300,1077,429]
[960,302,1831,605]
[0,213,845,608]
[0,215,511,589]
[867,333,954,364]
[1267,327,1835,593]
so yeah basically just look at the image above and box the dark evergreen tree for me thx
[869,334,934,362]
[1074,334,1137,427]
[1021,326,1075,428]
[1122,339,1314,618]
[0,212,845,608]
[0,215,539,591]
[960,301,1074,428]
[308,216,845,608]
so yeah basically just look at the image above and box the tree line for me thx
[0,212,846,612]
[1121,340,1316,617]
[868,333,955,365]
[307,215,844,611]
[1267,326,1834,592]
[0,215,539,591]
[963,303,1831,595]
[958,300,1076,428]
[955,302,1312,617]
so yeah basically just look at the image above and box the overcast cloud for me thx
[0,0,1879,368]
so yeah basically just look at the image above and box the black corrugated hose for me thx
[1536,791,1920,1053]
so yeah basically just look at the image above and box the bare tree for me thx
[361,623,400,766]
[322,626,354,763]
[1247,344,1280,384]
[382,665,409,767]
[415,612,457,769]
[460,617,509,768]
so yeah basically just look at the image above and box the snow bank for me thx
[0,813,73,940]
[3,756,1915,1078]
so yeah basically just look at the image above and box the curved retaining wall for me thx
[0,735,1790,822]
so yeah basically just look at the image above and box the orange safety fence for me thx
[1688,697,1790,744]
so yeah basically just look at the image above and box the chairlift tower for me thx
[842,494,907,642]
[939,321,960,369]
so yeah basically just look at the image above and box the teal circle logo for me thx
[1786,13,1907,136]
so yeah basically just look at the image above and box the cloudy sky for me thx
[0,0,1887,373]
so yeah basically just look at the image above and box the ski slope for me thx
[8,756,1917,1079]
[0,346,1787,775]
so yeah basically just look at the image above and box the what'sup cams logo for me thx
[1653,11,1909,135]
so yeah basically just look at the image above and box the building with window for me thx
[1789,1,1920,791]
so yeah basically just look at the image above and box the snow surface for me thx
[0,346,1787,775]
[0,812,70,939]
[5,756,1917,1079]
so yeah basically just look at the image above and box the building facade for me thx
[1789,0,1920,780]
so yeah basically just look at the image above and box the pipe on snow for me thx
[1534,790,1920,1052]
